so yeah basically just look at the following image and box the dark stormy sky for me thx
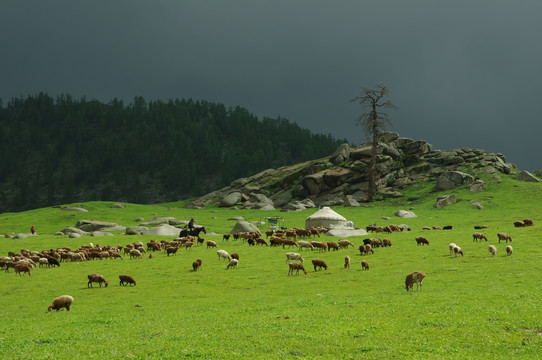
[2,1,541,170]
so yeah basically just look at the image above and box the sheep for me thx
[48,295,74,312]
[326,242,339,251]
[513,221,524,227]
[449,243,457,256]
[298,240,314,251]
[338,239,354,249]
[223,234,231,241]
[415,237,430,246]
[255,238,269,246]
[443,225,453,230]
[217,250,231,262]
[129,249,142,259]
[344,255,350,269]
[14,263,32,276]
[119,275,136,286]
[46,256,60,267]
[359,244,374,255]
[230,253,240,261]
[361,260,370,270]
[39,258,49,268]
[405,271,425,291]
[192,259,203,271]
[282,240,299,249]
[166,246,179,256]
[523,219,534,226]
[226,258,239,269]
[453,246,464,257]
[472,232,488,242]
[149,254,155,259]
[312,259,328,271]
[285,252,304,263]
[311,241,328,252]
[248,238,255,246]
[288,262,307,275]
[382,239,392,247]
[87,273,108,288]
[506,245,513,256]
[488,245,497,257]
[497,233,512,243]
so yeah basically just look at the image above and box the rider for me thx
[188,218,195,231]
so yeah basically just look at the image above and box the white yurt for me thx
[305,206,347,228]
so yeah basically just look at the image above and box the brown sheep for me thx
[282,240,298,249]
[497,233,512,243]
[119,274,136,286]
[405,271,425,291]
[473,233,488,242]
[230,253,240,261]
[361,260,370,270]
[311,241,328,252]
[149,254,155,259]
[87,273,108,288]
[338,239,354,249]
[312,259,328,271]
[453,246,464,257]
[415,237,430,246]
[326,242,339,251]
[382,239,392,247]
[523,219,534,226]
[255,238,269,246]
[14,263,32,276]
[192,259,203,271]
[513,221,525,227]
[344,255,350,269]
[288,262,307,275]
[166,246,179,256]
[48,295,74,312]
[129,249,142,259]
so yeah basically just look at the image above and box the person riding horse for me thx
[188,218,195,231]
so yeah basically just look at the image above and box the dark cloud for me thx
[2,1,541,170]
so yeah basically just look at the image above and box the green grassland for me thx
[1,173,541,359]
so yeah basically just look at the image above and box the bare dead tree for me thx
[350,83,396,202]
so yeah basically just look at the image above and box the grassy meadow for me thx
[1,173,541,359]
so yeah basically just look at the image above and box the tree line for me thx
[0,93,346,212]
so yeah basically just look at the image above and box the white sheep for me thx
[217,250,231,262]
[285,252,304,263]
[297,241,314,251]
[506,245,513,256]
[488,245,497,257]
[129,249,142,259]
[449,243,457,256]
[226,258,239,269]
[48,295,74,312]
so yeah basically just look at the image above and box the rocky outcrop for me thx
[516,171,539,182]
[185,132,519,209]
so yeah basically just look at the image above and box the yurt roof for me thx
[306,207,346,221]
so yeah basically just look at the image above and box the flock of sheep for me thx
[2,218,531,312]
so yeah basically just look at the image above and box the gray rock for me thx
[344,195,360,207]
[59,227,88,235]
[91,231,114,237]
[470,200,483,210]
[75,220,120,232]
[516,171,540,182]
[330,143,351,164]
[63,207,89,212]
[68,232,81,238]
[110,203,125,208]
[434,194,456,208]
[219,192,242,207]
[435,171,475,191]
[248,193,274,205]
[142,224,181,236]
[270,189,293,207]
[469,180,485,192]
[394,210,417,218]
[14,233,28,239]
[257,204,276,210]
[228,216,245,221]
[230,221,260,234]
[140,217,176,226]
[125,226,149,235]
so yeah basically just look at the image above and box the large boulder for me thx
[125,226,149,235]
[140,217,176,226]
[435,171,475,191]
[142,224,182,236]
[434,194,456,208]
[394,210,417,218]
[516,171,540,182]
[230,221,260,234]
[219,192,242,207]
[75,220,120,232]
[329,143,351,164]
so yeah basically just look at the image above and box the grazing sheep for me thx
[506,245,513,256]
[443,225,453,230]
[223,234,231,241]
[217,250,231,262]
[405,271,425,291]
[39,258,49,268]
[226,258,239,269]
[344,255,350,269]
[285,252,304,263]
[288,262,307,275]
[415,237,430,246]
[326,242,339,251]
[255,238,269,246]
[497,233,512,243]
[472,233,488,242]
[166,246,179,256]
[87,273,108,288]
[449,243,457,256]
[192,258,203,271]
[382,239,392,247]
[311,259,328,271]
[338,239,354,249]
[149,254,154,259]
[14,263,32,276]
[119,275,136,286]
[453,246,464,257]
[230,253,240,261]
[48,295,74,312]
[488,245,497,257]
[359,244,374,255]
[298,240,314,251]
[311,241,328,252]
[129,249,142,259]
[523,219,534,226]
[282,240,299,249]
[46,256,60,267]
[361,260,370,270]
[513,221,524,227]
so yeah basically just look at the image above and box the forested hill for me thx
[0,93,346,213]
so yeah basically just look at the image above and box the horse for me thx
[179,226,206,238]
